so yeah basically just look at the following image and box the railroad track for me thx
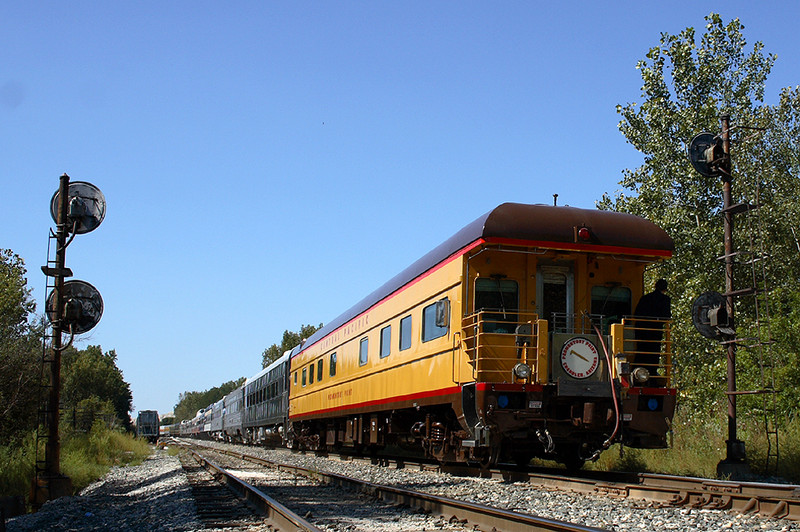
[179,438,800,526]
[279,445,800,522]
[177,440,607,532]
[467,464,800,521]
[178,445,320,531]
[350,455,800,521]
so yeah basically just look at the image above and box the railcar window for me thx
[302,367,307,387]
[293,371,297,386]
[359,337,369,366]
[399,315,412,351]
[330,352,337,376]
[380,325,391,358]
[475,278,519,333]
[422,299,449,342]
[591,285,632,334]
[309,364,314,384]
[317,359,323,381]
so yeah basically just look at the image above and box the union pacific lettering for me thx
[318,314,370,351]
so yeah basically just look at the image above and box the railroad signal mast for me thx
[689,115,778,479]
[32,173,106,507]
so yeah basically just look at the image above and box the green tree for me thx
[61,345,134,430]
[262,323,322,368]
[0,249,42,444]
[601,14,799,414]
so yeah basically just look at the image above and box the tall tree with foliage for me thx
[601,14,799,414]
[0,249,42,444]
[261,323,322,368]
[61,345,134,430]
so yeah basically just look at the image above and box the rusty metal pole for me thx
[37,173,73,503]
[718,115,749,477]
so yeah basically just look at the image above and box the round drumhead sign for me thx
[560,337,599,379]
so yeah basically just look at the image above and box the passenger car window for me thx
[317,359,323,381]
[302,367,307,387]
[422,298,449,342]
[330,352,337,376]
[399,315,412,350]
[591,285,631,334]
[475,278,518,333]
[380,325,391,358]
[359,337,369,366]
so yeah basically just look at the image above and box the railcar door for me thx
[536,264,574,332]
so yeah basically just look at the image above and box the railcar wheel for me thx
[471,445,500,469]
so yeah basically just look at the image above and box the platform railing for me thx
[619,317,673,387]
[461,310,546,383]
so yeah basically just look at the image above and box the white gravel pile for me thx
[6,449,201,531]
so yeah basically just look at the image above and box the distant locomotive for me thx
[173,203,676,468]
[135,410,160,443]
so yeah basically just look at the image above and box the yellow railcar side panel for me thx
[289,241,656,419]
[290,258,465,419]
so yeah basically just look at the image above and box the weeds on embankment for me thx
[589,408,800,482]
[0,422,152,506]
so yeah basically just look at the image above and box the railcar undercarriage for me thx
[285,389,666,469]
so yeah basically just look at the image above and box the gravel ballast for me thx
[6,441,800,531]
[6,449,201,531]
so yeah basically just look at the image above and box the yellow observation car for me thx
[288,203,675,467]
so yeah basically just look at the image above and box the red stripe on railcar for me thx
[290,385,463,420]
[484,237,673,258]
[475,382,545,392]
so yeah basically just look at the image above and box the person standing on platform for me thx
[633,279,671,378]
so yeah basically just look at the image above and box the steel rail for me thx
[184,447,322,532]
[631,472,800,520]
[178,439,800,524]
[487,465,800,522]
[204,445,608,532]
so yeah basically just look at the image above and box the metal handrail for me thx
[461,310,542,382]
[620,317,673,387]
[460,312,673,387]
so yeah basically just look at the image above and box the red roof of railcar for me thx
[297,203,672,355]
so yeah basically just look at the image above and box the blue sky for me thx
[3,2,798,418]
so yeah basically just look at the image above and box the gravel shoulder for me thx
[6,448,201,531]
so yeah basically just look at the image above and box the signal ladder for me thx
[722,185,780,476]
[32,230,61,496]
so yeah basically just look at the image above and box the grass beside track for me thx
[583,408,800,481]
[0,422,152,509]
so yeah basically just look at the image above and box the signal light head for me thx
[578,227,591,241]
